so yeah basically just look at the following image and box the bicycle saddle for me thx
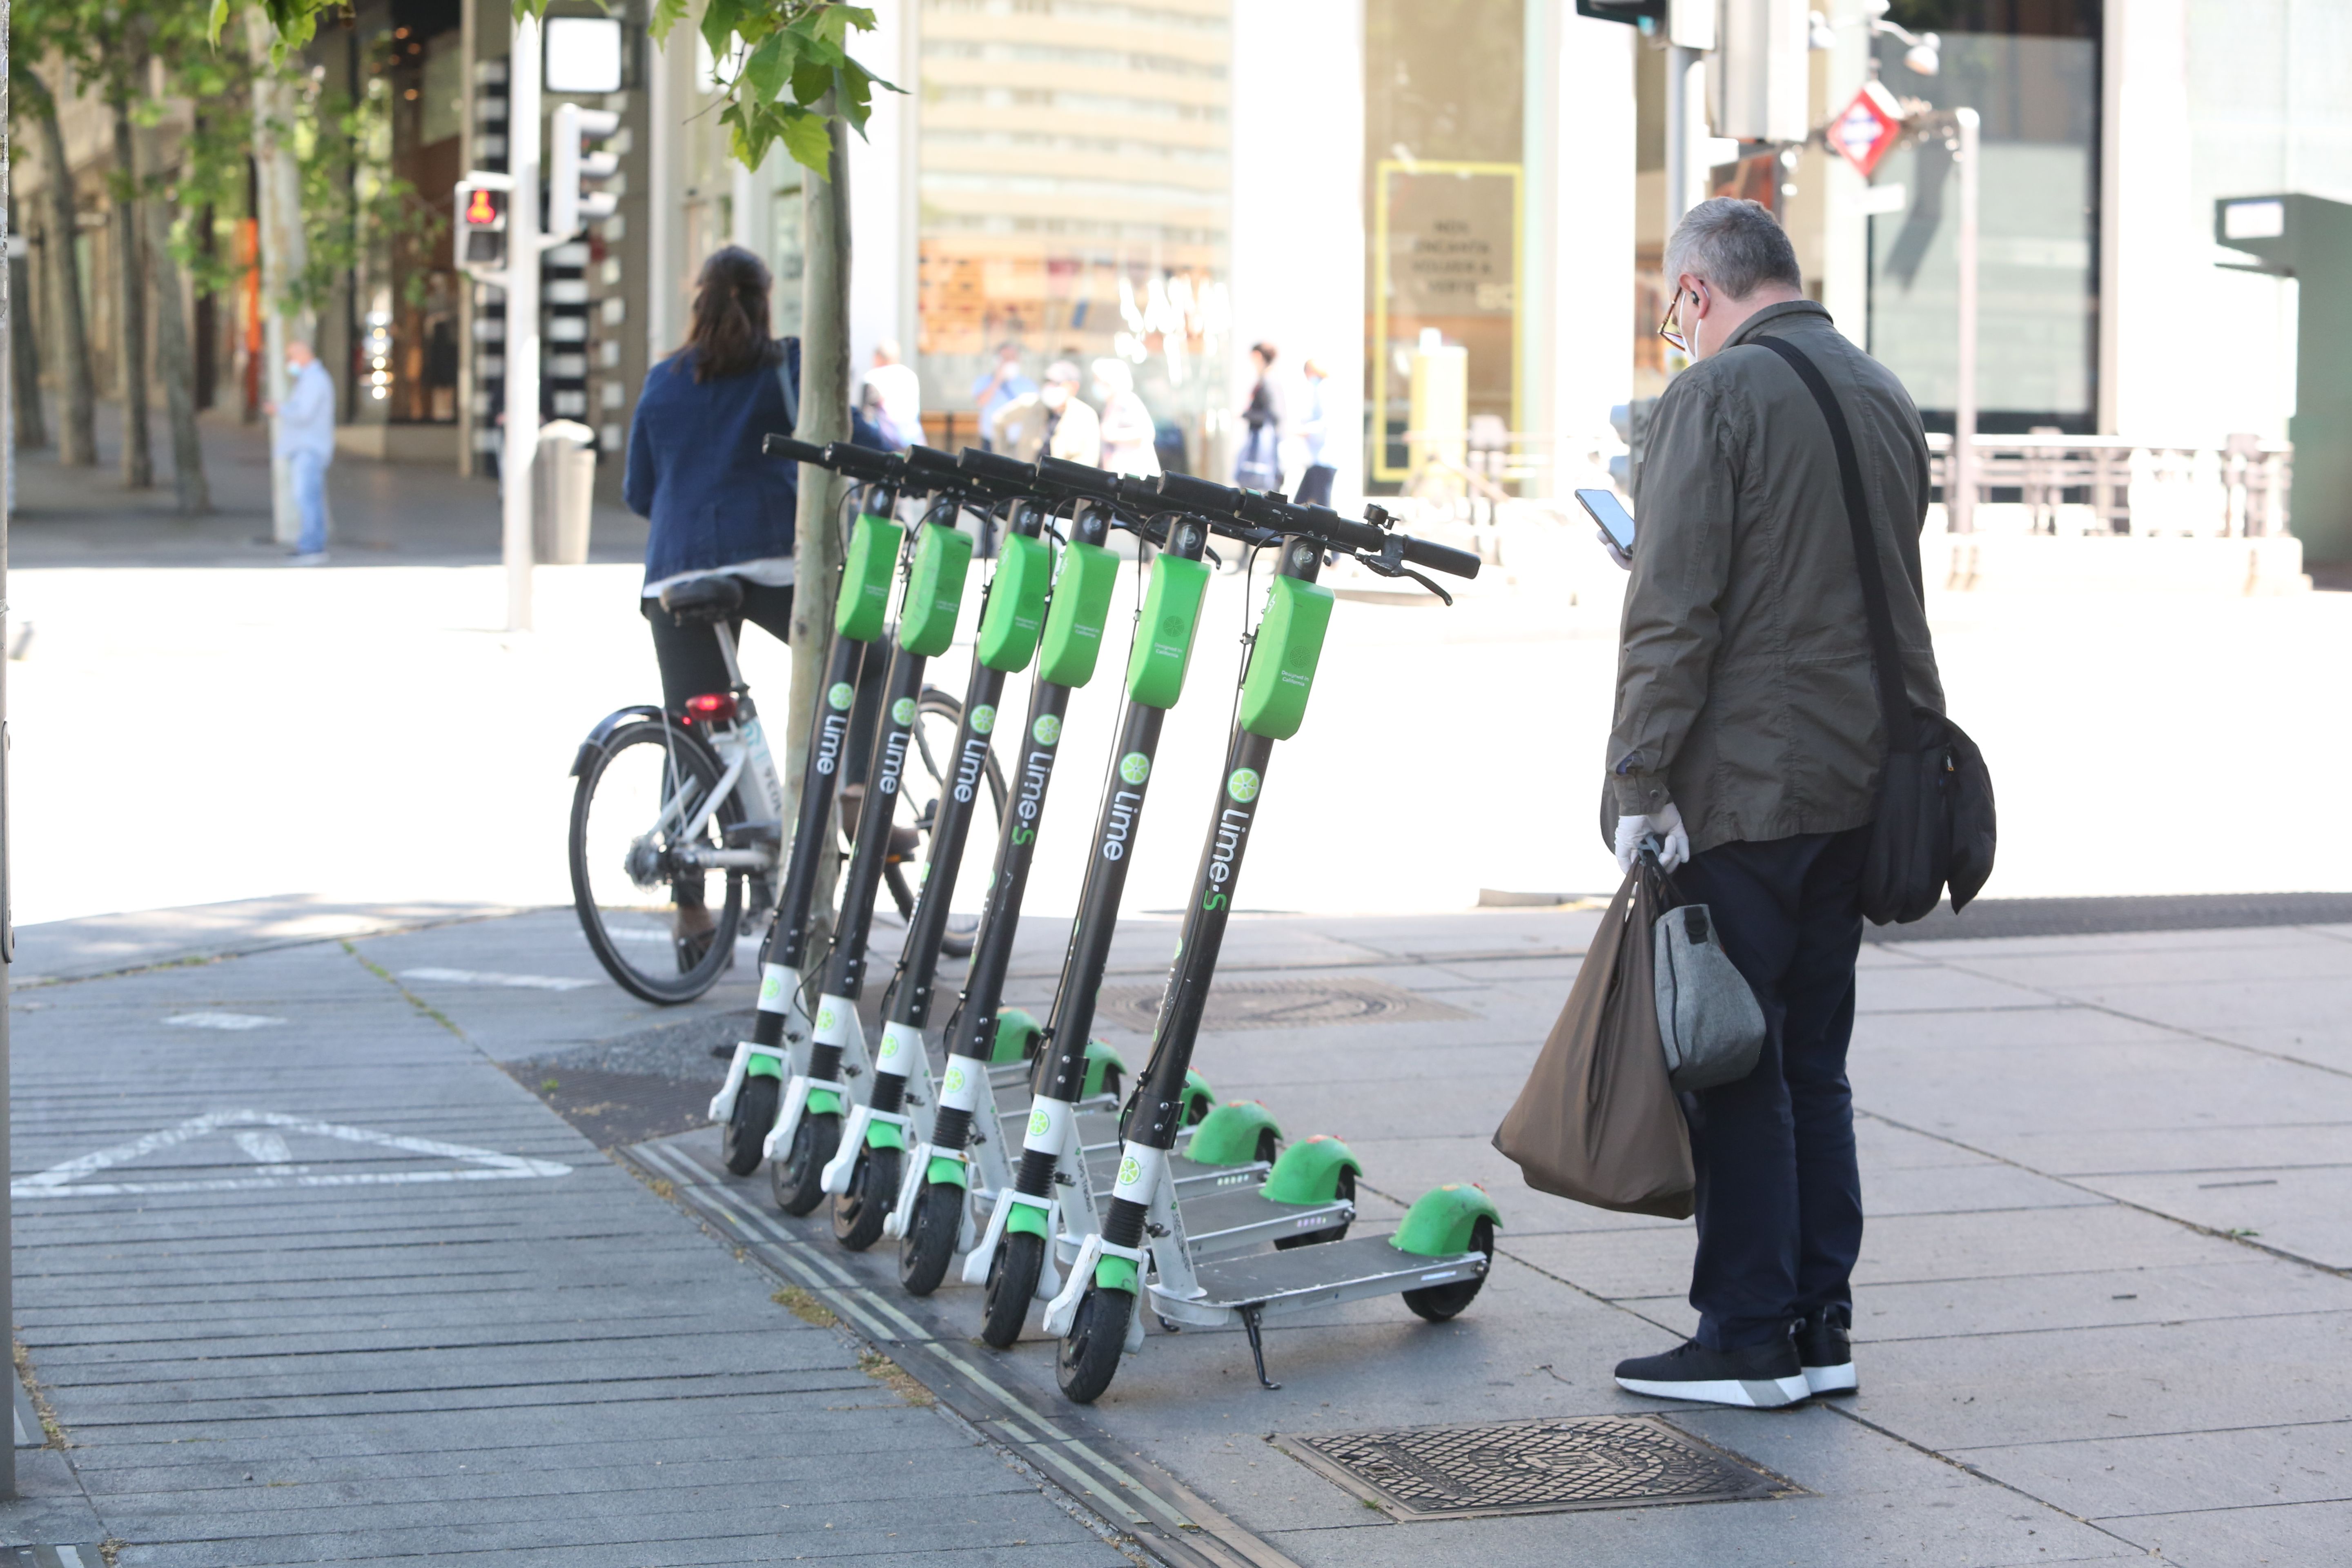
[659,575,745,622]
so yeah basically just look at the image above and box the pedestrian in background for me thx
[861,339,923,450]
[1235,340,1284,492]
[1093,358,1160,478]
[1604,198,1944,1410]
[970,341,1035,452]
[1292,356,1335,506]
[268,341,335,566]
[990,360,1101,467]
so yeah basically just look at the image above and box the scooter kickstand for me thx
[1239,1304,1279,1391]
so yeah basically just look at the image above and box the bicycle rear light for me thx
[685,693,738,724]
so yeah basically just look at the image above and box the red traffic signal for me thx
[463,187,505,227]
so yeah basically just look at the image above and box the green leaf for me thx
[779,105,835,175]
[700,0,744,71]
[741,30,793,105]
[790,57,832,109]
[648,0,690,44]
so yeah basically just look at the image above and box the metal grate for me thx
[1091,977,1470,1034]
[1274,1414,1796,1520]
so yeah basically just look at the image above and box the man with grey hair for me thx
[1604,198,1944,1409]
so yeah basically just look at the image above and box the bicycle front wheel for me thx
[570,718,746,1004]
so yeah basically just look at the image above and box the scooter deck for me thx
[1172,1183,1351,1256]
[1162,1236,1486,1317]
[1083,1141,1265,1193]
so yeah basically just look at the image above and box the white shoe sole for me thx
[1803,1362,1857,1395]
[1615,1372,1810,1409]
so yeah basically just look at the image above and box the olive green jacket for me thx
[1606,301,1944,853]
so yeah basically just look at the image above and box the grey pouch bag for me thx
[1652,902,1767,1092]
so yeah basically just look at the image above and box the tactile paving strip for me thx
[1092,976,1470,1033]
[1274,1414,1797,1520]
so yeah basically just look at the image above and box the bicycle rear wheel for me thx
[887,687,1007,961]
[570,718,746,1004]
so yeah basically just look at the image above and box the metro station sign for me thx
[1832,82,1906,178]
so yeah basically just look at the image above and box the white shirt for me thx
[862,362,923,444]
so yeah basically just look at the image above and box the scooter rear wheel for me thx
[772,1112,840,1216]
[980,1229,1046,1348]
[1402,1218,1494,1323]
[897,1180,962,1296]
[1273,1167,1354,1251]
[1055,1285,1134,1404]
[831,1146,901,1251]
[720,1074,780,1177]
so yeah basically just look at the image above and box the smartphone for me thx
[1576,488,1637,553]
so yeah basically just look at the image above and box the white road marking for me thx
[12,1109,573,1199]
[164,1012,286,1030]
[398,967,596,991]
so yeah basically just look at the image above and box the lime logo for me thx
[827,682,854,711]
[970,704,996,735]
[943,1065,966,1094]
[759,973,782,1004]
[1033,714,1062,746]
[817,1007,835,1031]
[878,1033,902,1062]
[1161,614,1185,637]
[1119,752,1151,786]
[1118,1155,1142,1189]
[1226,767,1261,803]
[1028,1109,1051,1139]
[891,696,916,727]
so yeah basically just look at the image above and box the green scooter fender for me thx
[865,1118,908,1152]
[1092,1252,1140,1294]
[1180,1069,1217,1125]
[1081,1039,1125,1098]
[992,1007,1045,1065]
[746,1054,784,1080]
[806,1087,845,1117]
[1186,1099,1281,1166]
[1006,1203,1051,1238]
[925,1153,969,1187]
[1260,1134,1364,1205]
[1390,1183,1502,1257]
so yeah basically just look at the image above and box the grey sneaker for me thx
[1613,1338,1809,1409]
[1793,1309,1856,1396]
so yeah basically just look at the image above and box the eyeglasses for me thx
[1657,285,1701,356]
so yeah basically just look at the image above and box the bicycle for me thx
[569,559,1006,1006]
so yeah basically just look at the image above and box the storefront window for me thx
[1869,3,2102,432]
[1363,0,1525,491]
[914,0,1231,470]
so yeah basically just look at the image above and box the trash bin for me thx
[534,421,597,566]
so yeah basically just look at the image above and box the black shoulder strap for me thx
[1749,334,1918,757]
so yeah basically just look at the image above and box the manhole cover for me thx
[1275,1414,1797,1520]
[1091,977,1470,1033]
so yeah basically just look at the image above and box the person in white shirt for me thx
[860,339,923,450]
[991,361,1101,466]
[267,342,336,564]
[1092,358,1160,477]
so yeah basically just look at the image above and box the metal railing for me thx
[1926,433,2292,538]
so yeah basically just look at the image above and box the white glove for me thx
[1596,528,1633,571]
[1613,800,1689,875]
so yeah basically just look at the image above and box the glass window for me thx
[915,0,1232,472]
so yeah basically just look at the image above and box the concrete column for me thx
[846,0,909,382]
[1227,0,1363,500]
[2102,0,2198,442]
[1550,12,1639,479]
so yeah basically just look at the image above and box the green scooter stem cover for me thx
[1125,553,1210,708]
[976,533,1052,673]
[1238,574,1335,739]
[1261,1134,1364,1205]
[1187,1099,1281,1166]
[1035,541,1122,688]
[897,523,976,657]
[1391,1182,1502,1256]
[992,1007,1044,1065]
[836,514,906,642]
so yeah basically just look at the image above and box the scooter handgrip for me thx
[823,443,898,483]
[958,446,1038,488]
[1036,455,1118,499]
[1155,470,1246,515]
[902,444,965,483]
[763,434,827,464]
[1401,535,1483,579]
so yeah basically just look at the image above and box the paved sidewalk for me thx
[7,898,2349,1566]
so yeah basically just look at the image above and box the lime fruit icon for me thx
[1227,768,1261,803]
[1119,752,1151,785]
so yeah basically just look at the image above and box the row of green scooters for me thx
[704,439,1499,1402]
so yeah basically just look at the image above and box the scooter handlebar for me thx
[1398,535,1482,580]
[762,434,826,464]
[1152,473,1478,580]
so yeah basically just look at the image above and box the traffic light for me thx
[454,176,510,270]
[548,104,622,241]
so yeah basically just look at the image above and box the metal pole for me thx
[1951,107,1979,536]
[1,0,17,1503]
[502,10,542,633]
[1663,44,1703,234]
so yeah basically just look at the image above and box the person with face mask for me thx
[988,359,1100,466]
[267,341,336,565]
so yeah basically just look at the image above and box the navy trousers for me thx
[1672,825,1871,1351]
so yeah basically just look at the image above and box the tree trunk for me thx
[110,91,152,489]
[141,153,209,515]
[32,83,96,467]
[9,200,46,450]
[244,11,311,545]
[783,109,853,944]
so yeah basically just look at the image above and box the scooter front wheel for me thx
[1402,1218,1494,1323]
[1055,1285,1133,1404]
[980,1229,1046,1348]
[772,1112,841,1217]
[720,1075,780,1178]
[897,1180,963,1296]
[831,1146,901,1251]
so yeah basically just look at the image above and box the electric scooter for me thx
[1044,477,1498,1404]
[708,441,910,1175]
[813,488,1054,1247]
[964,466,1359,1349]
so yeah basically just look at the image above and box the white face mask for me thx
[1043,384,1070,410]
